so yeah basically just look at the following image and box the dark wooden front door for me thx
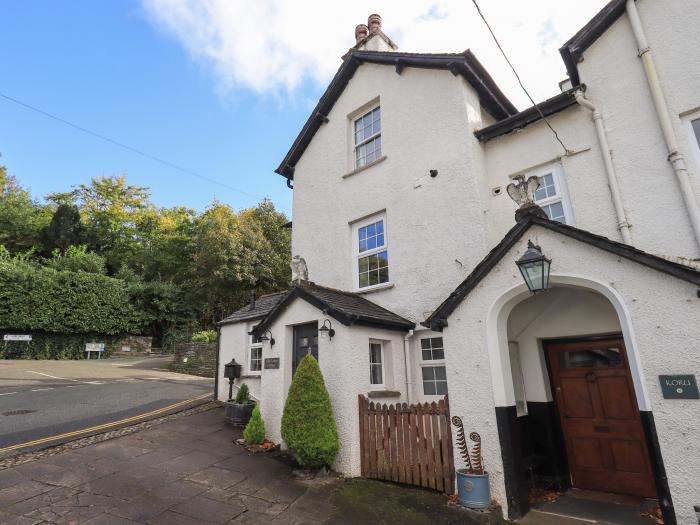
[546,338,656,498]
[292,322,318,375]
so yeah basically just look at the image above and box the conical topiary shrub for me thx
[243,404,265,445]
[281,354,339,468]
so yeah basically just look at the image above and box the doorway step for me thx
[516,489,660,525]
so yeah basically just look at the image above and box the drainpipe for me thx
[626,0,700,250]
[574,90,633,244]
[403,330,414,403]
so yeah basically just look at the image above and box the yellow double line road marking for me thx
[0,392,212,454]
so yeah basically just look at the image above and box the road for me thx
[0,356,213,456]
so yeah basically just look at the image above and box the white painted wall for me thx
[442,225,700,523]
[220,298,410,476]
[217,321,262,402]
[506,287,621,403]
[573,0,700,258]
[291,65,493,324]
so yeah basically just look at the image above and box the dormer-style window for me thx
[353,213,389,289]
[354,107,381,168]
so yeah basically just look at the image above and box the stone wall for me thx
[172,342,217,377]
[112,335,153,356]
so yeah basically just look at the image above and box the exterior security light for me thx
[516,240,551,293]
[318,319,335,340]
[259,330,275,346]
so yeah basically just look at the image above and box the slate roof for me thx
[217,291,287,326]
[253,281,415,334]
[474,87,580,142]
[275,49,517,180]
[424,208,700,331]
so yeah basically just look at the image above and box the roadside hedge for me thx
[0,331,118,360]
[0,258,141,335]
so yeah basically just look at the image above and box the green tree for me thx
[0,163,49,252]
[281,355,339,468]
[244,404,266,445]
[48,175,152,272]
[42,204,84,255]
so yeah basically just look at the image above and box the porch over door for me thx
[546,338,656,498]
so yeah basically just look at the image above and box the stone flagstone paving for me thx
[0,407,340,524]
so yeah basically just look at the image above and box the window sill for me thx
[368,389,401,399]
[240,374,261,379]
[342,156,387,179]
[356,282,394,295]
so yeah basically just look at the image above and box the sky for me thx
[0,0,610,217]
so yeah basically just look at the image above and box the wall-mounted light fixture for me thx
[318,319,335,340]
[516,240,551,293]
[259,330,275,346]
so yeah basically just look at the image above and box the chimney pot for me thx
[355,23,369,44]
[249,289,257,310]
[367,14,382,34]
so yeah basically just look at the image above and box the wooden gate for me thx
[358,395,455,494]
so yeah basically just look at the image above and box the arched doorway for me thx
[485,276,670,519]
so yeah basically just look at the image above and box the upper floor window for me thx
[529,164,573,224]
[692,118,700,150]
[354,214,389,289]
[420,337,448,396]
[354,107,381,168]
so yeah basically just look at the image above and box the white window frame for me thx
[419,336,448,397]
[247,334,263,375]
[352,213,390,291]
[353,105,382,169]
[525,163,574,225]
[368,340,385,388]
[684,113,700,175]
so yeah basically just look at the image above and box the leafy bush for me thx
[0,331,116,359]
[191,330,217,343]
[0,255,140,335]
[243,404,265,445]
[281,354,339,468]
[46,245,106,274]
[234,383,251,404]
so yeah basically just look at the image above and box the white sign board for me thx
[3,334,32,341]
[85,343,105,352]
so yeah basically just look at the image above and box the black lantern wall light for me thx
[516,240,551,293]
[258,329,275,346]
[318,319,335,340]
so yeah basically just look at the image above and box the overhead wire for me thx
[0,91,290,212]
[470,0,572,155]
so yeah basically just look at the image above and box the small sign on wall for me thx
[659,375,699,399]
[3,334,32,341]
[264,358,280,369]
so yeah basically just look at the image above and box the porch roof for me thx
[217,291,287,326]
[424,209,700,331]
[252,281,415,335]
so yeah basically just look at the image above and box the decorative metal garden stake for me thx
[452,416,490,508]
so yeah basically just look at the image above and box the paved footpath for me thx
[0,407,339,525]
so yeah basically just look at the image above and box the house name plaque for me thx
[659,375,699,399]
[264,358,280,369]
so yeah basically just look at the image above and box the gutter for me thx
[626,0,700,251]
[574,89,633,244]
[214,325,221,401]
[403,330,414,403]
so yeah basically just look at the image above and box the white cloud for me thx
[141,0,610,109]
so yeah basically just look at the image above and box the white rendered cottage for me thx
[217,2,700,523]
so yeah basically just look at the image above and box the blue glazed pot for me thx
[456,470,490,508]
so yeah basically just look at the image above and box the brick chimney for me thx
[368,14,382,34]
[355,24,369,44]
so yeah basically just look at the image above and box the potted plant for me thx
[452,416,490,508]
[224,383,255,426]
